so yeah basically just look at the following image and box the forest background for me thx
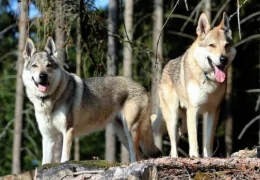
[0,0,259,175]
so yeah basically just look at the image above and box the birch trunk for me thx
[105,0,119,162]
[121,0,134,163]
[152,0,163,150]
[12,0,28,174]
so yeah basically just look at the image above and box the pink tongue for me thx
[38,84,48,92]
[214,67,226,83]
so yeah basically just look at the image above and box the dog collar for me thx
[203,72,209,84]
[39,95,49,106]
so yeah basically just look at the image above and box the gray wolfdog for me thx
[22,37,161,164]
[159,12,236,158]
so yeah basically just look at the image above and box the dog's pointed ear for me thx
[196,13,210,38]
[23,38,36,60]
[219,12,230,30]
[219,12,232,39]
[45,37,57,57]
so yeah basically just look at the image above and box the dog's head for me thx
[23,37,61,96]
[193,12,236,83]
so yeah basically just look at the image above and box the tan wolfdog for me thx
[22,37,161,164]
[158,12,236,157]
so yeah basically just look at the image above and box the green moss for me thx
[39,160,122,170]
[41,163,60,169]
[68,160,122,169]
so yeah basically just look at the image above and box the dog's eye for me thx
[32,64,38,68]
[224,43,230,48]
[46,63,52,67]
[209,44,215,48]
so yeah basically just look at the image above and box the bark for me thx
[55,0,67,67]
[74,0,83,161]
[12,0,28,174]
[53,0,67,162]
[123,0,133,78]
[152,0,163,150]
[36,161,157,180]
[5,157,260,180]
[106,0,119,76]
[121,0,134,163]
[225,66,233,157]
[105,0,119,162]
[203,0,211,21]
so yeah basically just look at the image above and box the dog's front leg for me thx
[42,135,56,164]
[61,127,74,162]
[203,109,220,157]
[187,108,199,157]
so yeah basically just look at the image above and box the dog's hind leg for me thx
[203,109,219,157]
[113,118,144,161]
[61,127,74,162]
[136,105,162,159]
[118,111,136,163]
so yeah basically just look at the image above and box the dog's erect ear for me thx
[218,12,232,39]
[23,38,36,60]
[45,37,57,57]
[219,12,230,30]
[196,13,210,38]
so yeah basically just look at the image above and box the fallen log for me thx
[2,157,260,180]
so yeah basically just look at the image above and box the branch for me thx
[0,119,14,141]
[155,0,181,66]
[0,24,16,38]
[246,89,260,93]
[238,115,260,139]
[236,0,242,40]
[229,0,249,20]
[240,12,260,24]
[180,0,204,32]
[234,34,260,48]
[211,0,231,27]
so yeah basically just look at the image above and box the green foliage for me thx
[0,0,259,176]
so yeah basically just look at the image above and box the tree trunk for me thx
[53,0,67,162]
[12,0,28,174]
[152,0,163,150]
[225,66,233,157]
[121,0,134,163]
[203,0,211,21]
[123,0,133,78]
[105,0,119,162]
[55,0,66,67]
[74,3,82,160]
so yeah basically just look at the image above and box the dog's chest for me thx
[34,100,67,133]
[187,81,224,109]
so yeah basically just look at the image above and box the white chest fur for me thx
[187,80,219,107]
[33,99,67,136]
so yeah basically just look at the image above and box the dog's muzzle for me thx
[32,72,50,92]
[207,56,227,83]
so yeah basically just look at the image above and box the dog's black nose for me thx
[220,56,228,65]
[39,72,48,82]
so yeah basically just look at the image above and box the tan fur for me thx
[158,12,236,157]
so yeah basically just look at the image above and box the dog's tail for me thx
[135,104,163,159]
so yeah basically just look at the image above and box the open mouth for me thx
[207,56,226,83]
[32,77,49,92]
